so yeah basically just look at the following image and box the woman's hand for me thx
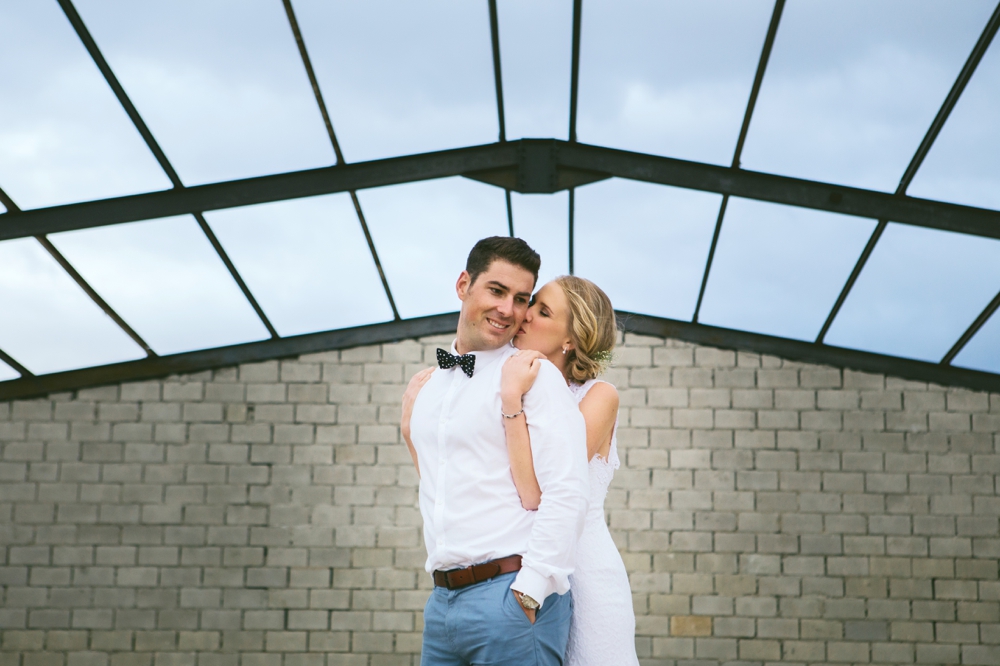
[401,367,434,476]
[501,350,545,412]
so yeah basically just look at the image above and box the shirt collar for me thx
[450,339,514,376]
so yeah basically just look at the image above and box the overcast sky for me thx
[0,0,998,380]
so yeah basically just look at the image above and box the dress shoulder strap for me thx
[570,378,614,403]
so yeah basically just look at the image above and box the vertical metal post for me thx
[567,0,583,273]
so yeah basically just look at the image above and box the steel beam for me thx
[0,348,31,379]
[816,1,1000,344]
[0,314,460,401]
[0,185,155,357]
[488,0,516,238]
[282,0,400,321]
[568,0,583,143]
[557,142,1000,238]
[693,0,785,322]
[0,143,517,240]
[488,0,507,142]
[4,308,999,402]
[618,312,1000,394]
[6,140,1000,242]
[899,1,1000,192]
[941,288,1000,365]
[60,0,279,338]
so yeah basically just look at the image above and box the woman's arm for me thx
[501,352,546,511]
[578,382,619,461]
[400,367,435,478]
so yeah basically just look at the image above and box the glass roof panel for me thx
[578,0,773,165]
[73,0,334,185]
[293,0,497,163]
[698,198,876,340]
[0,0,170,209]
[575,178,720,320]
[0,360,19,382]
[906,36,1000,210]
[953,307,1000,374]
[0,238,146,374]
[740,0,996,192]
[499,0,574,140]
[825,223,1000,362]
[49,217,271,355]
[204,195,394,337]
[510,192,569,288]
[358,177,509,319]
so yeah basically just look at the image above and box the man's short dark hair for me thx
[466,236,541,287]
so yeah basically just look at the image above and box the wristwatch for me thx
[514,590,540,610]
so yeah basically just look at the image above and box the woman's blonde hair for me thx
[555,276,617,383]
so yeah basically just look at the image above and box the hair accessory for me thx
[592,349,614,373]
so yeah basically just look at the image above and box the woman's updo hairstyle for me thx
[555,276,617,383]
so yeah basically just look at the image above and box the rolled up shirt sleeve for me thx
[510,361,590,606]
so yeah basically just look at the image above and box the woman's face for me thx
[513,281,572,357]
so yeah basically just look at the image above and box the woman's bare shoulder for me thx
[586,380,618,400]
[580,380,619,412]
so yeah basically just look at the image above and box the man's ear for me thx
[456,271,472,302]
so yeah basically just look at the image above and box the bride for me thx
[402,275,639,666]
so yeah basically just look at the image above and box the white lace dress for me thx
[565,379,640,666]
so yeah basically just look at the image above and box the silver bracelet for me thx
[501,406,524,419]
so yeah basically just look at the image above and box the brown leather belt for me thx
[433,555,522,590]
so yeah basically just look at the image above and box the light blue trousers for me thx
[421,571,573,666]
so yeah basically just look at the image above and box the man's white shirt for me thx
[409,341,589,606]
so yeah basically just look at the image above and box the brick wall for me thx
[2,332,999,666]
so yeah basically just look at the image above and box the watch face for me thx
[518,593,539,609]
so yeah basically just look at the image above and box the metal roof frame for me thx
[2,0,1000,399]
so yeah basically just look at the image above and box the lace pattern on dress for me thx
[568,379,621,504]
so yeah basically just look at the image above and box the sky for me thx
[0,0,998,378]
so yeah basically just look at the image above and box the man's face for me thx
[455,259,535,353]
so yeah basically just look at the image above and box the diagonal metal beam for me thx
[0,195,34,376]
[191,211,279,337]
[0,143,516,238]
[941,288,1000,365]
[55,0,180,185]
[816,1,1000,344]
[0,184,155,356]
[282,0,400,321]
[693,0,784,323]
[36,236,156,356]
[899,1,1000,193]
[0,348,31,378]
[555,142,1000,238]
[58,0,279,339]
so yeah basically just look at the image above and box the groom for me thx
[407,237,590,665]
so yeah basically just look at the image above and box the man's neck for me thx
[455,337,491,356]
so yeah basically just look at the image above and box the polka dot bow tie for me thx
[436,348,475,378]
